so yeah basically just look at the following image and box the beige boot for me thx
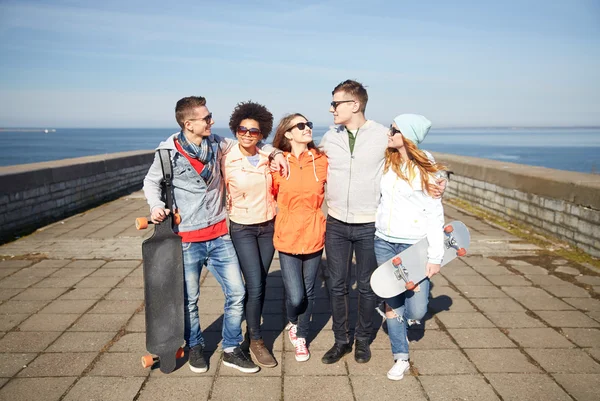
[249,339,277,368]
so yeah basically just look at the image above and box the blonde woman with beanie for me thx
[373,114,446,380]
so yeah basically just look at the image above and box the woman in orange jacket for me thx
[271,113,328,362]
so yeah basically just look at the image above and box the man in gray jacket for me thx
[319,80,445,364]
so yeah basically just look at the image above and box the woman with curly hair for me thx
[221,101,278,368]
[373,114,446,381]
[270,113,328,362]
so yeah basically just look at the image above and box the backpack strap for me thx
[158,149,174,210]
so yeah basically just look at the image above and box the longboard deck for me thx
[142,217,185,373]
[370,221,470,299]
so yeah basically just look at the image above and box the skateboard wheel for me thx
[173,213,182,225]
[444,225,454,233]
[135,217,149,230]
[457,248,467,257]
[405,281,416,291]
[392,256,402,265]
[176,347,185,359]
[141,354,154,368]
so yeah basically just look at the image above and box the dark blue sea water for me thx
[0,127,599,174]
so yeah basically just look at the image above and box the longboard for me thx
[370,221,470,299]
[138,214,185,373]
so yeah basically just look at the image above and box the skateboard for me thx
[137,213,185,373]
[370,221,470,299]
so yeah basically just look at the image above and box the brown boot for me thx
[249,339,277,368]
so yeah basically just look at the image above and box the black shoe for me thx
[354,339,371,363]
[321,343,352,364]
[188,344,208,373]
[223,346,260,373]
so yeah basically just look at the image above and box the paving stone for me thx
[474,265,513,275]
[283,350,345,376]
[10,267,58,279]
[101,260,141,269]
[18,352,97,377]
[456,285,508,298]
[404,330,456,350]
[0,260,33,269]
[0,275,43,288]
[63,376,144,401]
[0,268,19,279]
[411,349,476,374]
[46,332,115,352]
[116,276,143,288]
[76,276,123,288]
[575,275,600,286]
[32,276,82,288]
[0,300,49,314]
[107,332,146,353]
[10,287,66,301]
[537,311,600,328]
[542,284,592,298]
[485,312,546,328]
[464,349,540,373]
[49,268,96,278]
[440,263,478,276]
[0,288,22,301]
[125,313,145,332]
[104,287,144,300]
[553,373,600,401]
[429,296,475,313]
[350,375,427,401]
[0,314,29,331]
[446,275,492,286]
[0,377,75,401]
[419,374,500,401]
[0,331,61,352]
[437,312,495,328]
[88,352,148,377]
[18,313,80,331]
[586,348,600,360]
[526,348,600,373]
[464,256,500,266]
[69,313,131,332]
[284,376,354,401]
[0,353,36,377]
[555,266,580,275]
[30,260,70,268]
[485,373,571,401]
[89,300,142,314]
[429,286,463,300]
[506,328,574,348]
[57,287,112,300]
[39,299,96,314]
[563,297,600,311]
[526,274,569,286]
[561,328,600,348]
[211,376,281,401]
[485,274,531,286]
[587,311,600,323]
[65,259,106,269]
[88,268,134,278]
[149,351,221,378]
[502,287,574,311]
[470,297,525,312]
[430,273,450,286]
[510,264,549,275]
[448,328,516,348]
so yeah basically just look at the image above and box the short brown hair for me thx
[332,79,368,113]
[272,113,321,154]
[175,96,207,129]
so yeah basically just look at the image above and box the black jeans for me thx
[229,218,276,340]
[324,215,378,344]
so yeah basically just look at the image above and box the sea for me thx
[0,127,599,174]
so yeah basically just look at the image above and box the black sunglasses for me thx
[289,121,313,131]
[330,100,354,110]
[389,125,402,136]
[237,126,261,137]
[188,113,212,124]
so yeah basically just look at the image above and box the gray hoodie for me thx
[319,120,389,223]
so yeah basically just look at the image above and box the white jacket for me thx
[375,157,444,264]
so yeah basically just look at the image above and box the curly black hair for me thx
[228,101,274,139]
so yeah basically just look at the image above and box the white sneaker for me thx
[407,319,420,326]
[387,359,410,381]
[294,337,310,362]
[285,322,298,346]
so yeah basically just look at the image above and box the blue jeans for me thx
[374,236,430,361]
[324,216,379,344]
[182,234,245,350]
[279,250,323,339]
[229,219,276,340]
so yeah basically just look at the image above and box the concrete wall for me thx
[0,150,154,242]
[433,152,600,258]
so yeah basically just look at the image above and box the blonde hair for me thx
[384,137,446,196]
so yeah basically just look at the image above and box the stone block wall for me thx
[433,152,600,258]
[0,150,154,242]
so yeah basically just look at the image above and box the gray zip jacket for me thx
[143,132,274,233]
[319,120,389,223]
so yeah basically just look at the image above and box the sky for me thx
[0,0,599,128]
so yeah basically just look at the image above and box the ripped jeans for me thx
[374,236,430,361]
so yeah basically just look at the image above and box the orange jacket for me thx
[271,149,328,254]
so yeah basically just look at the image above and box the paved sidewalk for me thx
[0,191,599,401]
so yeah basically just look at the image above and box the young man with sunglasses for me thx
[318,80,446,365]
[142,96,285,374]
